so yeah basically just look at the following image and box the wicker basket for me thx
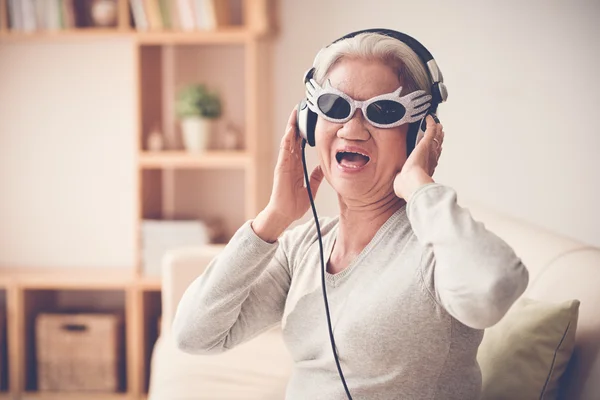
[35,313,124,392]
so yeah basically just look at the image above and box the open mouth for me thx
[335,151,371,169]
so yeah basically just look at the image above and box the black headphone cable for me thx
[300,139,353,400]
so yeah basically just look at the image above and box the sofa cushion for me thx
[477,297,580,400]
[148,326,293,400]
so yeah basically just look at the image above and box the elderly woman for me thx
[173,30,529,399]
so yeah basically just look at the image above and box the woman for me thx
[173,31,529,399]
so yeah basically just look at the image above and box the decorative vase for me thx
[181,117,212,153]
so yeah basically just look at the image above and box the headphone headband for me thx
[330,28,434,63]
[310,28,447,105]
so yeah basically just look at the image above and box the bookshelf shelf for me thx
[136,28,253,45]
[21,392,131,400]
[0,28,129,42]
[138,151,250,169]
[0,268,134,290]
[136,276,161,292]
[0,28,256,45]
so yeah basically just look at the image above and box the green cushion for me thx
[477,297,580,400]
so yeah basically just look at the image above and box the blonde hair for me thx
[312,33,431,96]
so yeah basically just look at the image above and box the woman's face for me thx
[315,57,409,204]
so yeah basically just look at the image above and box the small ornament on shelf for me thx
[221,122,242,151]
[146,128,164,152]
[90,0,118,27]
[204,217,227,244]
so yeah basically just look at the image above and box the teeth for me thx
[335,150,371,166]
[337,151,369,157]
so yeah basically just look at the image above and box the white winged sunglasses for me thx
[305,78,432,129]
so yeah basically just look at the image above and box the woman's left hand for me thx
[393,114,444,201]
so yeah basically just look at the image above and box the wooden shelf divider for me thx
[138,151,250,169]
[117,0,130,31]
[21,392,131,400]
[0,0,7,34]
[136,28,253,45]
[0,28,259,44]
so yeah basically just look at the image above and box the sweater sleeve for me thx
[172,220,292,355]
[406,183,529,329]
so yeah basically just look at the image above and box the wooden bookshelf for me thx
[0,0,275,398]
[0,270,185,400]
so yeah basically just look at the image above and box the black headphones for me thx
[296,28,448,156]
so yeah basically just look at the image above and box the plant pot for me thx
[181,117,212,153]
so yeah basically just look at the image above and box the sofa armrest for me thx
[160,244,223,334]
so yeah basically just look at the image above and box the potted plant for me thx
[175,84,222,153]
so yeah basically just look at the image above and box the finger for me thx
[438,144,444,165]
[430,113,442,137]
[276,109,302,170]
[423,115,438,144]
[432,141,440,155]
[308,165,325,194]
[425,114,436,133]
[280,107,299,150]
[427,115,444,152]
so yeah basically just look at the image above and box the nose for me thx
[337,109,371,141]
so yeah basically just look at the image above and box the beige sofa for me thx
[148,203,600,400]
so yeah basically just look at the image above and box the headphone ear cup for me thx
[431,82,448,106]
[306,109,318,147]
[297,99,317,147]
[406,121,419,157]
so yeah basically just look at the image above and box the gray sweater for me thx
[173,183,529,399]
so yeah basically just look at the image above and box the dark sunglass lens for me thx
[318,94,351,120]
[366,101,406,125]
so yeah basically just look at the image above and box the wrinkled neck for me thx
[333,193,405,258]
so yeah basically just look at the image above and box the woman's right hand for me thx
[251,107,325,243]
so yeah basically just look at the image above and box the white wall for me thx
[272,0,600,247]
[0,39,137,268]
[0,0,598,270]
